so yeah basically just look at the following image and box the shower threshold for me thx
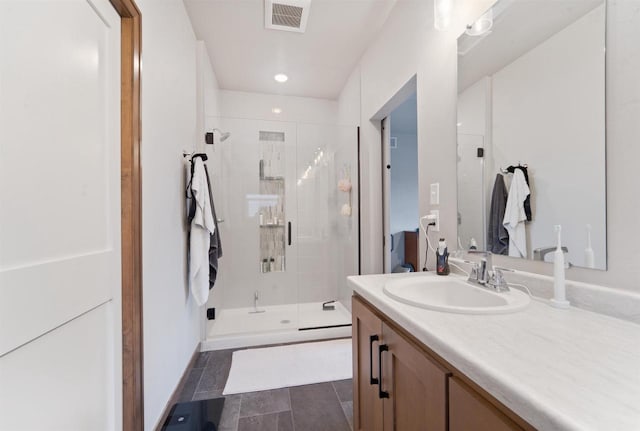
[202,301,352,351]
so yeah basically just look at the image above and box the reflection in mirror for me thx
[456,0,606,270]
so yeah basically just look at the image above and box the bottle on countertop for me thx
[436,238,450,276]
[584,224,595,269]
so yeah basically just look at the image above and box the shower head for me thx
[205,128,232,145]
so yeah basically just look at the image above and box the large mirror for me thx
[456,0,607,270]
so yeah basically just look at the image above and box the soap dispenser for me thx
[550,225,570,309]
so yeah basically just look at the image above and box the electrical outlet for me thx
[430,209,440,232]
[430,183,440,205]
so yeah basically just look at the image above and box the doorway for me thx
[382,93,419,273]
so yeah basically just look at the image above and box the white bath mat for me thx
[222,338,352,395]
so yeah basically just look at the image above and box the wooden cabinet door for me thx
[381,322,449,431]
[352,296,384,431]
[449,377,523,431]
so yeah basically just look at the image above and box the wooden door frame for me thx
[109,1,144,430]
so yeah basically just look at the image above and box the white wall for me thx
[196,42,222,153]
[137,1,215,429]
[202,45,222,119]
[338,0,640,292]
[491,5,606,267]
[337,66,362,127]
[338,0,494,274]
[219,90,338,124]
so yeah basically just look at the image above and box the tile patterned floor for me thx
[177,348,354,431]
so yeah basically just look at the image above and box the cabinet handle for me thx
[369,335,379,385]
[378,344,389,399]
[287,221,292,246]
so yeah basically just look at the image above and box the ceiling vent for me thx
[265,0,311,33]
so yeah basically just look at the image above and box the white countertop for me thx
[348,272,640,431]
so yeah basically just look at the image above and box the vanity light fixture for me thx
[434,0,453,31]
[465,8,493,36]
[274,73,289,83]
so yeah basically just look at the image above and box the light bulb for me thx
[274,73,288,83]
[465,9,493,36]
[434,0,453,31]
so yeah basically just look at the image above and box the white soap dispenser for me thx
[550,225,570,309]
[584,224,595,269]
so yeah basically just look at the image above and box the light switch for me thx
[430,183,440,205]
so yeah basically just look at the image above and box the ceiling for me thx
[183,0,397,100]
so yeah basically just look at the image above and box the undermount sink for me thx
[383,276,530,314]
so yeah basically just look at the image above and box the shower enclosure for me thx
[202,117,359,350]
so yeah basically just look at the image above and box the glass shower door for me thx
[205,117,299,337]
[295,123,359,330]
[204,117,358,340]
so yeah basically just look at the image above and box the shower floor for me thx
[202,301,352,351]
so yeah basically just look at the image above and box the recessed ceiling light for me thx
[274,73,288,83]
[272,108,282,114]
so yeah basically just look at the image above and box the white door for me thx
[381,117,391,273]
[0,0,122,429]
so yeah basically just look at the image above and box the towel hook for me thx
[182,151,208,162]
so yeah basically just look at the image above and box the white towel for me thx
[503,169,530,258]
[189,158,216,306]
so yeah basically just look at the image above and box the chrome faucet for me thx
[467,250,492,285]
[466,250,510,292]
[249,290,266,314]
[534,246,568,262]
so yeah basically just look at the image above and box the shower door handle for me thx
[369,334,379,385]
[287,221,292,246]
[378,344,389,399]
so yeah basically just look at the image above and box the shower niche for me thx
[258,131,286,273]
